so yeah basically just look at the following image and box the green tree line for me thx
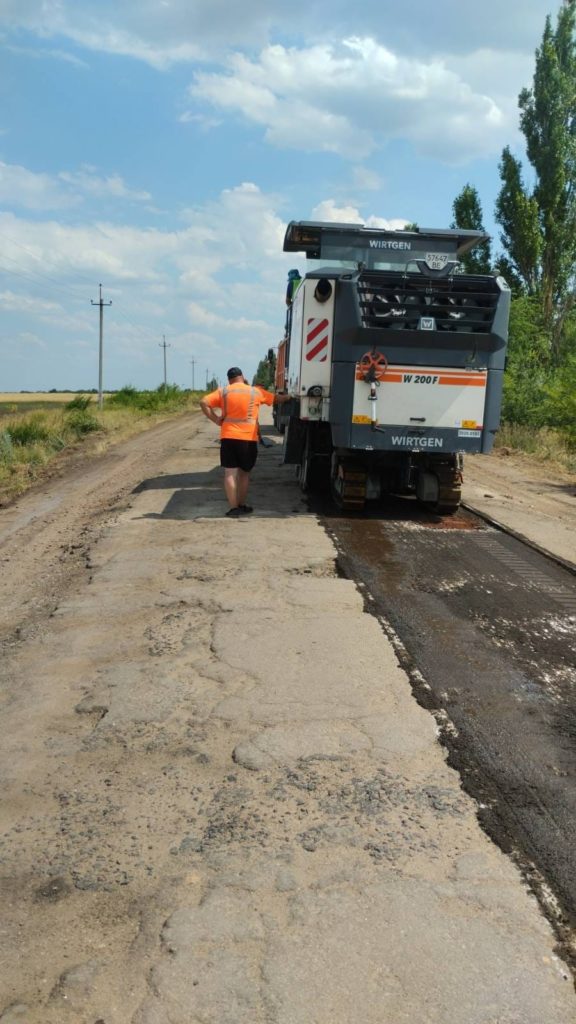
[451,0,576,449]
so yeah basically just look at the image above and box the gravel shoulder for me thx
[0,414,574,1023]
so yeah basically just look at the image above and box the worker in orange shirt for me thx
[200,367,290,517]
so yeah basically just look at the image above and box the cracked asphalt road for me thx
[0,414,574,1023]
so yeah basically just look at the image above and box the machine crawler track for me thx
[331,466,367,511]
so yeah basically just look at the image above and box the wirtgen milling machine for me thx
[277,220,510,513]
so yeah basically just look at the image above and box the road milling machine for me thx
[275,220,510,513]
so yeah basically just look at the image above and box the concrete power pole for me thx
[159,335,171,388]
[91,284,112,410]
[190,358,196,392]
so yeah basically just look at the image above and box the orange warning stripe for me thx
[437,376,485,386]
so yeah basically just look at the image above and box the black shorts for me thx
[220,439,258,471]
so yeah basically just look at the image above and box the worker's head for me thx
[288,269,300,280]
[227,366,243,382]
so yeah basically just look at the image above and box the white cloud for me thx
[0,1,550,166]
[0,182,290,379]
[178,181,287,273]
[0,0,554,67]
[187,300,270,332]
[0,0,300,67]
[6,44,89,67]
[0,290,61,313]
[50,29,202,71]
[311,200,408,231]
[0,211,175,285]
[0,177,414,386]
[191,38,508,162]
[0,179,287,299]
[0,161,76,210]
[0,161,152,210]
[178,111,222,130]
[58,168,151,202]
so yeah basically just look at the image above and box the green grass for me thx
[0,386,204,503]
[107,383,192,413]
[496,423,576,474]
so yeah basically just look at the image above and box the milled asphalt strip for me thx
[462,500,576,578]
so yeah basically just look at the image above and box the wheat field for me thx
[0,393,93,403]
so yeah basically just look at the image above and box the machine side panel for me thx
[297,284,335,395]
[287,288,305,394]
[481,368,505,453]
[330,361,355,448]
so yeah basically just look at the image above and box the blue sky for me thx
[0,0,557,391]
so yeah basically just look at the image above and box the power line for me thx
[112,304,162,344]
[0,227,114,292]
[0,228,186,378]
[0,252,162,349]
[0,251,89,301]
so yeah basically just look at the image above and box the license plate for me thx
[425,252,448,271]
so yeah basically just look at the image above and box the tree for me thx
[542,349,576,441]
[495,148,542,294]
[496,1,576,357]
[451,184,492,274]
[253,348,276,389]
[519,1,576,325]
[501,295,553,425]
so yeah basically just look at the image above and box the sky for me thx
[0,0,559,391]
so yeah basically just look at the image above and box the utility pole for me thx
[190,358,196,392]
[159,335,171,388]
[91,284,112,410]
[205,368,209,389]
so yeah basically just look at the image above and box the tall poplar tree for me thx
[495,147,541,295]
[496,0,576,355]
[519,0,576,325]
[451,184,492,273]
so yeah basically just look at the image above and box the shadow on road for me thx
[134,453,305,522]
[133,469,220,492]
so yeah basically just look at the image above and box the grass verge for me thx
[0,387,203,505]
[495,423,576,475]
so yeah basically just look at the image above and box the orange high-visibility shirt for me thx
[204,382,274,441]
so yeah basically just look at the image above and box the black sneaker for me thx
[239,505,253,514]
[225,507,243,517]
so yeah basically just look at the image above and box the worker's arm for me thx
[257,387,291,407]
[200,398,222,426]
